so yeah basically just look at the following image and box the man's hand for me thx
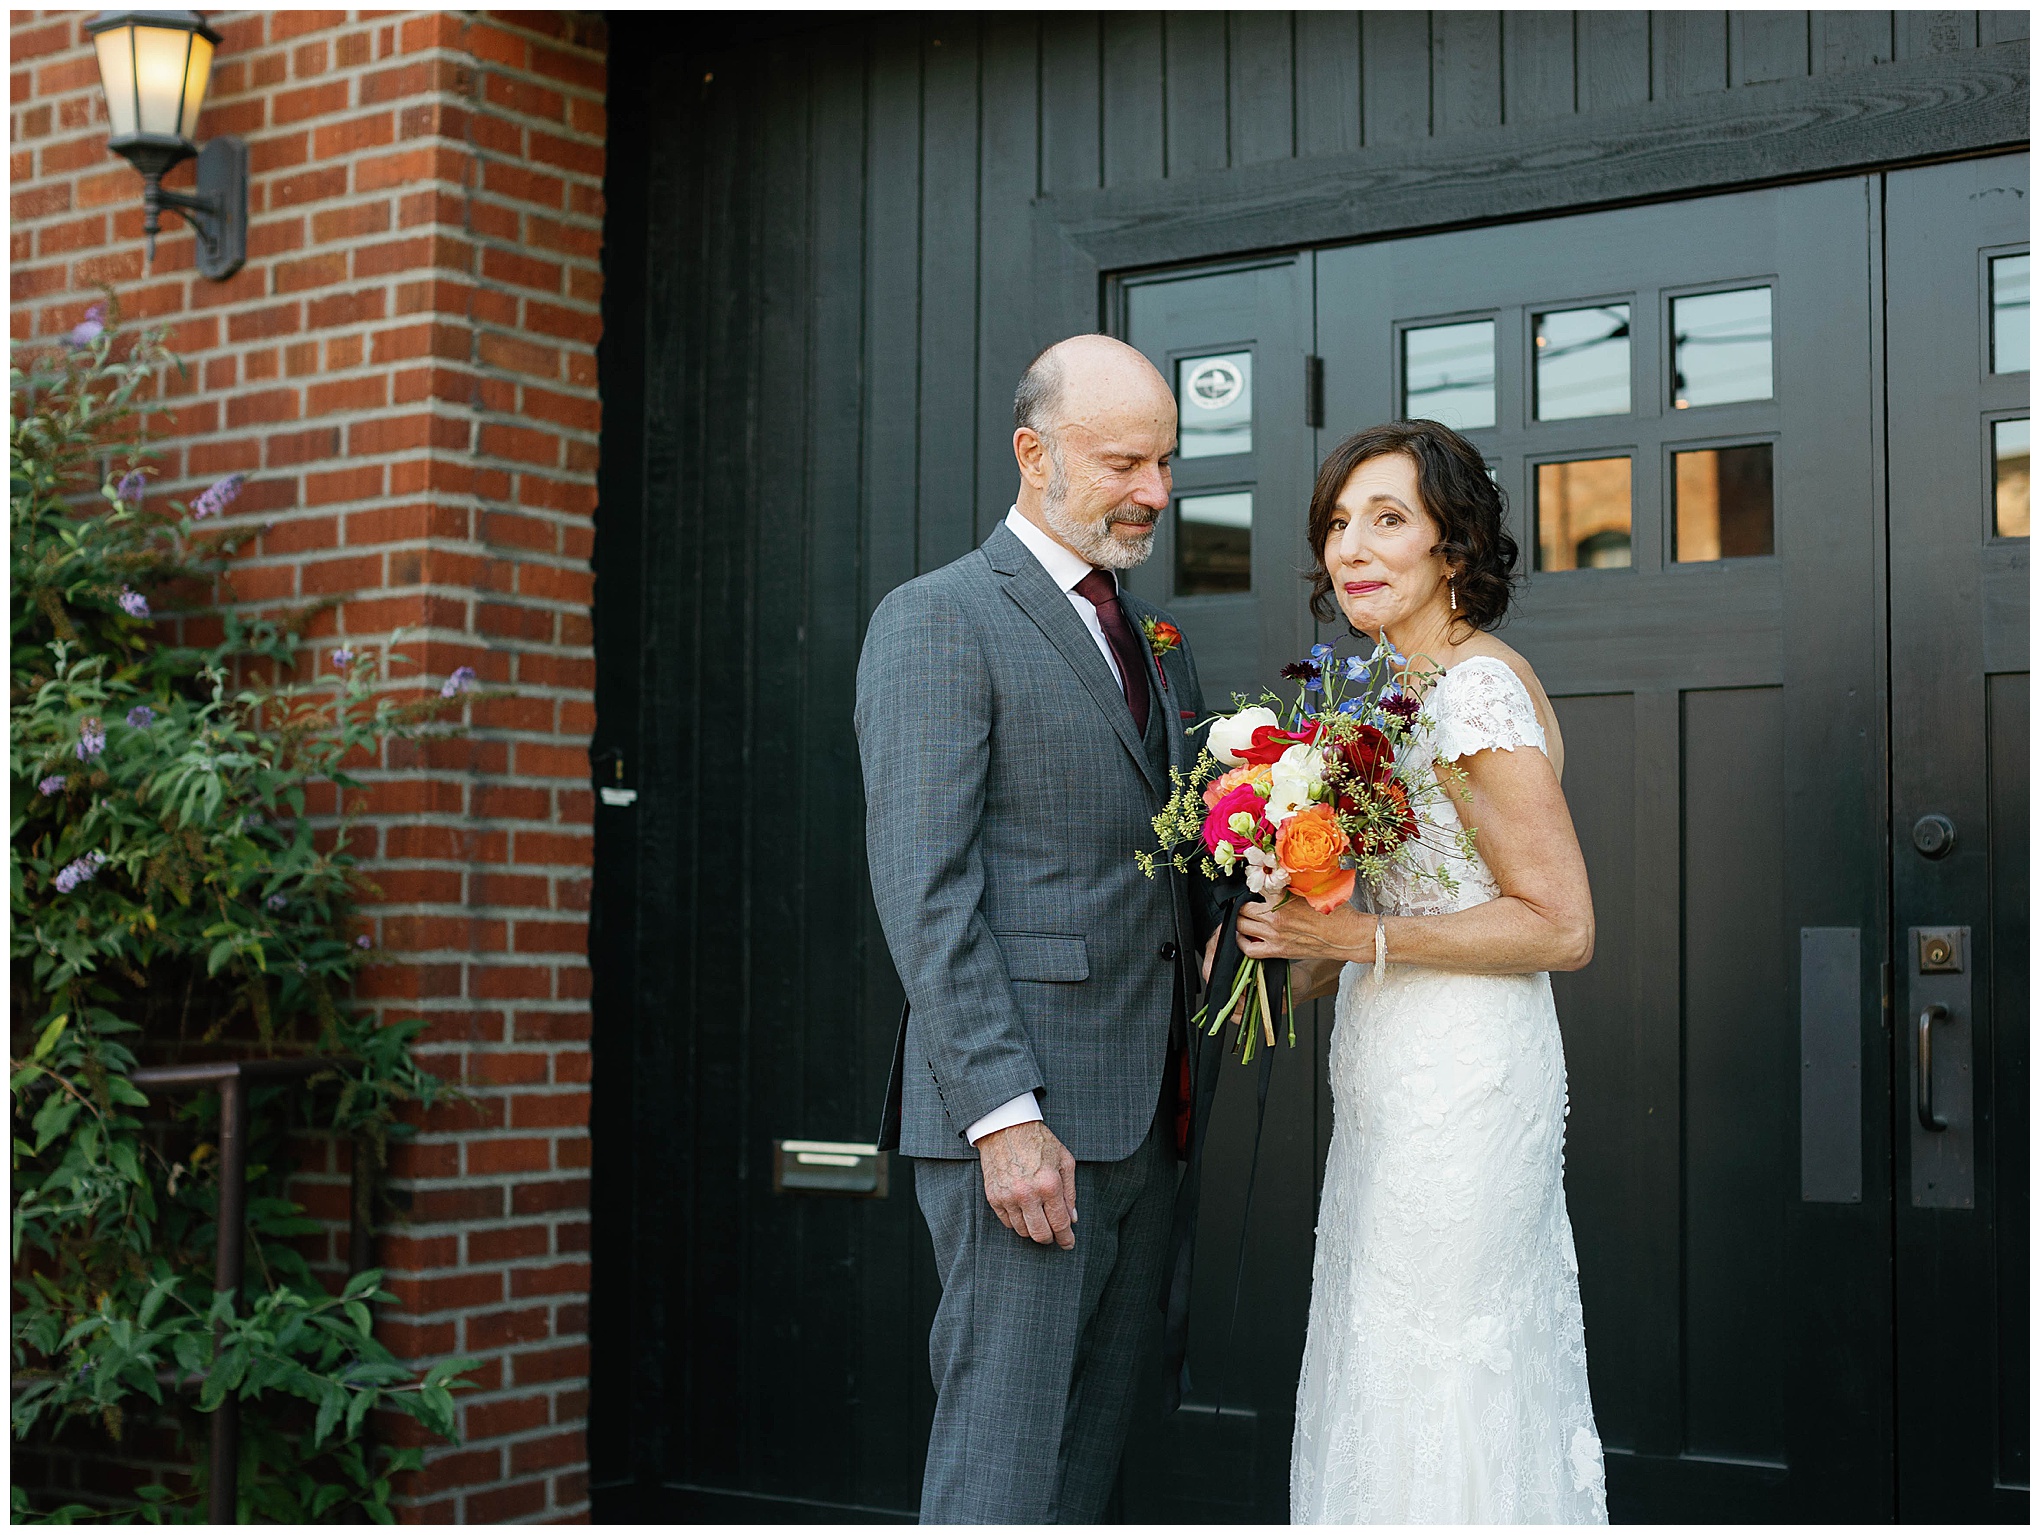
[977,1120,1078,1249]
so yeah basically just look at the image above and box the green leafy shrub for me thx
[11,305,478,1521]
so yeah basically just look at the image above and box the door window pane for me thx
[1672,288,1773,409]
[1995,418,2030,538]
[1176,490,1252,594]
[1674,443,1774,561]
[1536,457,1632,570]
[1176,351,1253,457]
[1534,305,1631,420]
[1403,320,1495,430]
[1991,254,2029,374]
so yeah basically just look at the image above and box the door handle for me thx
[1917,1003,1949,1131]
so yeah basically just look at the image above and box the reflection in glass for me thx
[1404,320,1496,431]
[1534,305,1631,420]
[1674,443,1774,561]
[1176,491,1252,595]
[1672,288,1773,408]
[1536,458,1632,570]
[1991,255,2029,374]
[1995,418,2029,538]
[1176,351,1253,457]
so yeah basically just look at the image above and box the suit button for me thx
[1159,942,1179,962]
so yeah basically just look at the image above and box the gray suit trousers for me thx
[913,1112,1176,1524]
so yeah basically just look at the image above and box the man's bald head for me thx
[1013,333,1173,440]
[1010,334,1178,570]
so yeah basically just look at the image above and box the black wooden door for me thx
[1305,178,1893,1520]
[1885,152,2029,1523]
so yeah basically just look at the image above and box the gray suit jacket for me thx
[856,520,1215,1162]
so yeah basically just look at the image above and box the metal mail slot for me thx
[773,1139,889,1198]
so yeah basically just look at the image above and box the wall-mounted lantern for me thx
[85,10,245,280]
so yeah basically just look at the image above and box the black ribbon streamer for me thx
[1159,882,1287,1413]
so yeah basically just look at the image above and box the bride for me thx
[1234,420,1608,1523]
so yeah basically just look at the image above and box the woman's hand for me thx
[1236,895,1372,964]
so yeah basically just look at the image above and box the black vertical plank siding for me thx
[1362,11,1433,143]
[861,23,923,614]
[1503,10,1577,123]
[916,20,983,572]
[1654,11,1730,96]
[1164,11,1231,174]
[977,16,1043,537]
[1579,11,1653,112]
[1732,10,1811,85]
[1042,14,1102,195]
[1813,11,1894,74]
[1227,10,1296,165]
[1102,12,1167,186]
[1432,10,1503,133]
[1294,10,1361,157]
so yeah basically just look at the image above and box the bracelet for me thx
[1372,913,1387,983]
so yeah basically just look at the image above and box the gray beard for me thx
[1040,450,1157,571]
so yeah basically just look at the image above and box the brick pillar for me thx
[10,10,605,1522]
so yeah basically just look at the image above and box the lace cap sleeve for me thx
[1431,656,1548,763]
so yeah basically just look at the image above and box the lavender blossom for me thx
[65,304,106,349]
[191,472,245,520]
[266,893,287,912]
[53,850,107,894]
[331,647,354,668]
[74,718,105,760]
[116,469,147,505]
[440,665,477,699]
[126,704,155,729]
[118,587,149,618]
[38,775,66,796]
[355,934,372,949]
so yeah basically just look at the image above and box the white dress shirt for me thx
[963,509,1123,1146]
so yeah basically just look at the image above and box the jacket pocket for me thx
[992,932,1090,983]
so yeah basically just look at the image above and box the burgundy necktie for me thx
[1075,568,1151,737]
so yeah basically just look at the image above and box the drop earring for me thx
[1449,579,1457,612]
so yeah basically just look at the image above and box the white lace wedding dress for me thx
[1290,656,1608,1524]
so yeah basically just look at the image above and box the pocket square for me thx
[1179,710,1196,720]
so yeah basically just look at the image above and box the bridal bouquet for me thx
[1139,637,1472,1061]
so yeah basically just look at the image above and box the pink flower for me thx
[1201,781,1270,857]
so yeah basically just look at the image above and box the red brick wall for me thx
[10,9,605,1522]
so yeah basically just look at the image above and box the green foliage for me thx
[11,308,477,1521]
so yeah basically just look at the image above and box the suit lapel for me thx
[1119,591,1186,778]
[984,524,1164,794]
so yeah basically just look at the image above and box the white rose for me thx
[1206,705,1279,766]
[1264,743,1325,827]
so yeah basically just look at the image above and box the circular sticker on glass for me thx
[1185,357,1244,412]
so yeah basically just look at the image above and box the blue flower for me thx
[191,473,245,520]
[65,304,106,349]
[116,469,146,505]
[118,587,149,618]
[38,774,67,795]
[1309,642,1333,661]
[1335,698,1364,717]
[75,719,105,760]
[1343,654,1369,682]
[54,851,106,894]
[440,665,477,699]
[126,705,155,729]
[356,934,372,949]
[266,893,287,912]
[331,647,354,668]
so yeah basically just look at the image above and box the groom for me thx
[857,334,1214,1522]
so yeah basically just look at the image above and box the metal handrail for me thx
[125,1056,343,1524]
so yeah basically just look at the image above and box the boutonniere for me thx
[1141,616,1182,688]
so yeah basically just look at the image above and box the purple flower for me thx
[1381,691,1420,725]
[38,775,67,796]
[53,850,107,894]
[65,304,106,349]
[191,473,245,520]
[266,893,287,912]
[331,647,354,668]
[74,719,105,760]
[440,665,477,699]
[355,934,372,950]
[118,587,149,619]
[126,705,155,729]
[116,469,146,505]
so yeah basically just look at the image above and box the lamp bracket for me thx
[140,136,245,281]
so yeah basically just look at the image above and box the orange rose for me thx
[1203,762,1272,808]
[1275,803,1355,914]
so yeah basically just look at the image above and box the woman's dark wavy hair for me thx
[1305,419,1520,633]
